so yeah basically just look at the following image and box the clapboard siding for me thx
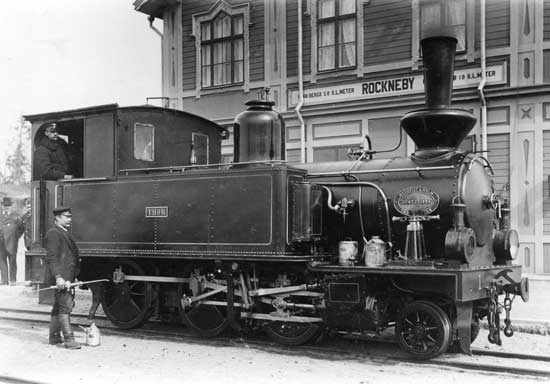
[182,1,212,91]
[287,0,311,77]
[485,0,510,49]
[249,1,265,82]
[543,131,550,234]
[364,0,412,66]
[487,133,510,203]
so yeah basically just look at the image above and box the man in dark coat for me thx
[33,123,73,180]
[0,197,23,284]
[44,206,81,349]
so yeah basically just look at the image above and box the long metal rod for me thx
[38,279,109,291]
[123,275,188,283]
[308,165,454,177]
[119,160,287,174]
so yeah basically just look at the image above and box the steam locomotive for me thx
[25,36,528,359]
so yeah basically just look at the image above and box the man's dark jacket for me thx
[33,137,70,180]
[43,225,80,284]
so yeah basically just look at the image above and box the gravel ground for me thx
[0,286,549,384]
[0,319,548,384]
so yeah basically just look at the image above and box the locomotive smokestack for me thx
[422,36,457,109]
[400,36,476,157]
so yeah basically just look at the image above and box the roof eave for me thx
[133,0,180,19]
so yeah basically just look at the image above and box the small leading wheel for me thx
[101,259,153,329]
[395,301,452,359]
[264,321,322,346]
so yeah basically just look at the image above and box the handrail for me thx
[307,165,454,178]
[59,177,110,183]
[118,160,288,175]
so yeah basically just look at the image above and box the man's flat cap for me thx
[44,123,57,132]
[53,206,72,216]
[1,197,12,206]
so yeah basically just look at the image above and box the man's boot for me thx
[48,315,63,345]
[58,314,81,349]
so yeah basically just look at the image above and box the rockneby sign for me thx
[289,64,506,106]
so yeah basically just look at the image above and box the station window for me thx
[134,123,154,162]
[317,0,357,71]
[420,0,466,52]
[193,1,250,91]
[367,117,406,159]
[200,12,244,87]
[313,145,350,162]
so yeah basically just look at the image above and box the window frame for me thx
[192,1,250,94]
[418,0,467,53]
[192,132,210,165]
[134,123,155,162]
[200,12,244,88]
[310,0,364,83]
[317,0,358,72]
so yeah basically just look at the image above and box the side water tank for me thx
[233,100,285,163]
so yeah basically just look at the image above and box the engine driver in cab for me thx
[33,123,73,181]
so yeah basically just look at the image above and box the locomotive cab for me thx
[23,104,226,282]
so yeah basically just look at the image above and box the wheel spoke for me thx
[101,259,152,329]
[178,276,232,338]
[396,301,451,359]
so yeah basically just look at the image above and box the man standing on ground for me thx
[0,197,23,284]
[44,206,81,349]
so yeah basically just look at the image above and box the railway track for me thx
[1,307,549,380]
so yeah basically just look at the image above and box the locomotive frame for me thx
[24,36,529,360]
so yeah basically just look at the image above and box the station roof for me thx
[133,0,180,19]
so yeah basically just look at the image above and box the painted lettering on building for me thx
[289,64,506,106]
[362,77,415,95]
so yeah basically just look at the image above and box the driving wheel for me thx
[177,270,232,337]
[395,301,452,359]
[101,259,153,329]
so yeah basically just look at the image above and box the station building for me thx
[133,0,550,275]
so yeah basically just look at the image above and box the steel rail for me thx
[0,375,49,384]
[1,308,549,378]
